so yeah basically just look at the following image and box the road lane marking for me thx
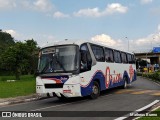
[114,89,135,94]
[151,92,160,96]
[115,89,160,96]
[131,90,152,95]
[133,105,160,120]
[154,82,160,86]
[114,100,160,120]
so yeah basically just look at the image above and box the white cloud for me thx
[91,34,125,51]
[133,25,160,50]
[91,34,116,46]
[74,7,102,17]
[141,0,153,4]
[53,11,69,18]
[0,0,16,10]
[33,0,54,12]
[131,35,159,52]
[4,29,19,38]
[4,29,31,41]
[74,3,128,17]
[106,3,128,14]
[91,25,160,52]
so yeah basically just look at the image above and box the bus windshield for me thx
[38,45,79,74]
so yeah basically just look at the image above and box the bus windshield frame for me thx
[37,45,79,75]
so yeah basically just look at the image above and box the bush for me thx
[153,72,160,82]
[137,72,143,76]
[139,72,160,82]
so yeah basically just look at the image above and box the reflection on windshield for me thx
[38,45,78,73]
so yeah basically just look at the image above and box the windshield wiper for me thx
[39,53,66,74]
[54,55,67,72]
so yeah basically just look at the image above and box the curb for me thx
[0,94,49,107]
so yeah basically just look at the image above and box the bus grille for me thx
[44,83,64,88]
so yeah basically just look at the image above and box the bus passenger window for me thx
[91,45,105,62]
[114,51,122,63]
[105,48,114,62]
[121,52,127,63]
[127,54,131,64]
[80,44,92,72]
[131,55,136,64]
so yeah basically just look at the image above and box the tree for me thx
[0,30,15,54]
[1,39,39,79]
[1,42,29,79]
[0,30,15,74]
[25,39,39,74]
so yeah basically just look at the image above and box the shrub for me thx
[140,72,160,82]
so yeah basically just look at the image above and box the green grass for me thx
[138,108,160,120]
[0,75,36,98]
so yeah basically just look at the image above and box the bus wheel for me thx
[90,81,100,99]
[122,77,128,89]
[57,94,67,101]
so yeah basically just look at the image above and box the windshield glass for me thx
[38,45,79,74]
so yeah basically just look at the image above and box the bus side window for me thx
[132,55,136,64]
[80,44,92,72]
[91,45,105,62]
[114,50,122,63]
[105,48,114,62]
[121,52,127,63]
[127,54,132,64]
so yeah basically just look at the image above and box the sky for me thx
[1,0,160,52]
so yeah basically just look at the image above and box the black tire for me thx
[122,77,128,89]
[90,81,100,99]
[57,95,67,101]
[47,93,52,98]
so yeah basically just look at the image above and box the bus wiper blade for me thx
[54,56,66,72]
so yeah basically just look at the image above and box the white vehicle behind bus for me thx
[36,40,136,99]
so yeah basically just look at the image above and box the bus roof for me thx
[41,40,133,54]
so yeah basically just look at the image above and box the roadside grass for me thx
[138,108,160,120]
[0,75,36,98]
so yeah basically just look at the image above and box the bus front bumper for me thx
[36,84,82,98]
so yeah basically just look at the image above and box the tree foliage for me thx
[0,31,15,54]
[0,30,15,72]
[1,42,29,79]
[0,31,39,79]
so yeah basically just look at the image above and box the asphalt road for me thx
[0,76,159,120]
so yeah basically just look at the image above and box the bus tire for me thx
[122,77,128,89]
[90,81,100,99]
[57,94,68,101]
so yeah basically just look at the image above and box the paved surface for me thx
[0,76,159,120]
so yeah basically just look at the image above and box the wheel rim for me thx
[93,85,98,95]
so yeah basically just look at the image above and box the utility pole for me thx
[125,37,129,51]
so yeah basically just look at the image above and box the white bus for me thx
[36,40,136,99]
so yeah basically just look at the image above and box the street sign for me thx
[153,47,160,53]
